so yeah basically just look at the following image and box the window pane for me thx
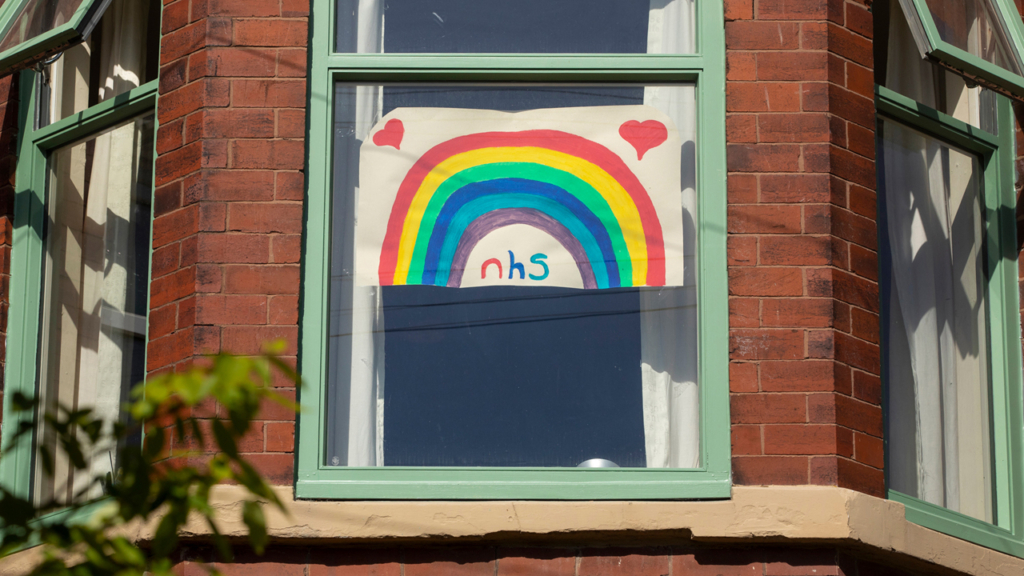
[334,0,695,54]
[34,113,154,504]
[327,84,698,468]
[0,0,84,55]
[878,119,993,522]
[41,0,159,125]
[886,0,999,133]
[924,0,1021,75]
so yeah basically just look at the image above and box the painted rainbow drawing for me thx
[377,129,669,289]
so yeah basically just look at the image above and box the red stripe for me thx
[378,130,666,286]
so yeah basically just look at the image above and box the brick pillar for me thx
[151,0,308,483]
[726,0,882,496]
[0,74,19,429]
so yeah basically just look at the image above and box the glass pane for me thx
[887,0,999,133]
[0,0,85,55]
[34,113,154,505]
[924,0,1022,75]
[879,119,993,523]
[326,83,698,468]
[335,0,696,54]
[42,0,159,125]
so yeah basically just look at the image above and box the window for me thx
[877,0,1024,556]
[894,0,1024,99]
[0,0,112,77]
[0,0,159,507]
[298,1,729,498]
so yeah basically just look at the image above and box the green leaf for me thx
[241,500,268,554]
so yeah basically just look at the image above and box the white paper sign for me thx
[356,105,684,290]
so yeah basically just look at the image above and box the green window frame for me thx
[0,0,110,77]
[876,84,1024,556]
[297,0,730,499]
[0,73,159,505]
[897,0,1024,99]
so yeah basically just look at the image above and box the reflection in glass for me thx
[879,119,993,522]
[887,0,999,133]
[42,0,159,125]
[0,0,84,54]
[326,84,699,468]
[34,113,154,504]
[923,0,1021,74]
[335,0,695,54]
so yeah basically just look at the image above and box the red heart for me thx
[619,120,667,160]
[373,118,404,150]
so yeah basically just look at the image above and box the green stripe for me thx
[407,162,632,285]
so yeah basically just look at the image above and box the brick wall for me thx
[0,73,18,431]
[150,0,308,483]
[170,545,942,576]
[725,0,882,495]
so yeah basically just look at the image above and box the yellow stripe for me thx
[393,147,648,285]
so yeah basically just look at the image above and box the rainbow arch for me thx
[378,130,667,288]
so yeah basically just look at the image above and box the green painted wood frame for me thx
[876,84,1024,557]
[0,0,111,77]
[897,0,1024,99]
[0,74,159,503]
[297,0,730,499]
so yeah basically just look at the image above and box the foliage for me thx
[0,346,300,576]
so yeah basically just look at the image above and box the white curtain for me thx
[330,1,700,468]
[36,0,149,503]
[881,0,994,523]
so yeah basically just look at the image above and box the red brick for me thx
[162,0,189,34]
[850,307,879,344]
[673,550,761,575]
[159,79,229,124]
[405,549,495,576]
[835,395,882,437]
[152,244,181,279]
[153,205,199,248]
[197,234,271,263]
[726,22,800,50]
[829,85,875,129]
[757,52,827,81]
[277,109,306,138]
[764,425,839,455]
[232,80,307,108]
[831,206,876,250]
[228,203,303,233]
[276,171,305,200]
[187,170,275,202]
[727,53,757,81]
[234,19,308,46]
[156,142,202,185]
[730,268,803,296]
[727,115,757,143]
[157,120,183,154]
[195,48,279,77]
[833,269,879,312]
[277,49,307,77]
[147,328,195,371]
[731,394,807,423]
[497,549,576,576]
[265,422,295,452]
[728,236,757,266]
[151,267,197,308]
[828,23,872,67]
[762,298,832,327]
[204,0,281,17]
[830,145,875,189]
[730,362,759,393]
[848,185,876,218]
[853,370,881,404]
[733,456,808,485]
[221,326,298,355]
[760,175,829,203]
[242,453,294,485]
[728,205,802,234]
[578,550,668,576]
[149,304,177,339]
[727,83,801,112]
[308,550,401,576]
[272,235,301,263]
[854,432,883,468]
[846,62,873,98]
[834,332,879,374]
[730,298,760,328]
[849,244,877,281]
[196,295,267,325]
[224,265,300,294]
[801,22,827,50]
[728,174,758,204]
[802,83,829,111]
[728,144,801,172]
[757,0,827,19]
[232,140,304,170]
[761,360,833,392]
[759,236,830,266]
[282,0,310,17]
[846,2,873,39]
[724,0,754,20]
[810,456,838,485]
[269,295,299,325]
[197,264,223,293]
[758,114,829,143]
[837,457,884,497]
[198,109,275,138]
[732,425,762,455]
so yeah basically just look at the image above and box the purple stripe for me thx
[447,208,598,289]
